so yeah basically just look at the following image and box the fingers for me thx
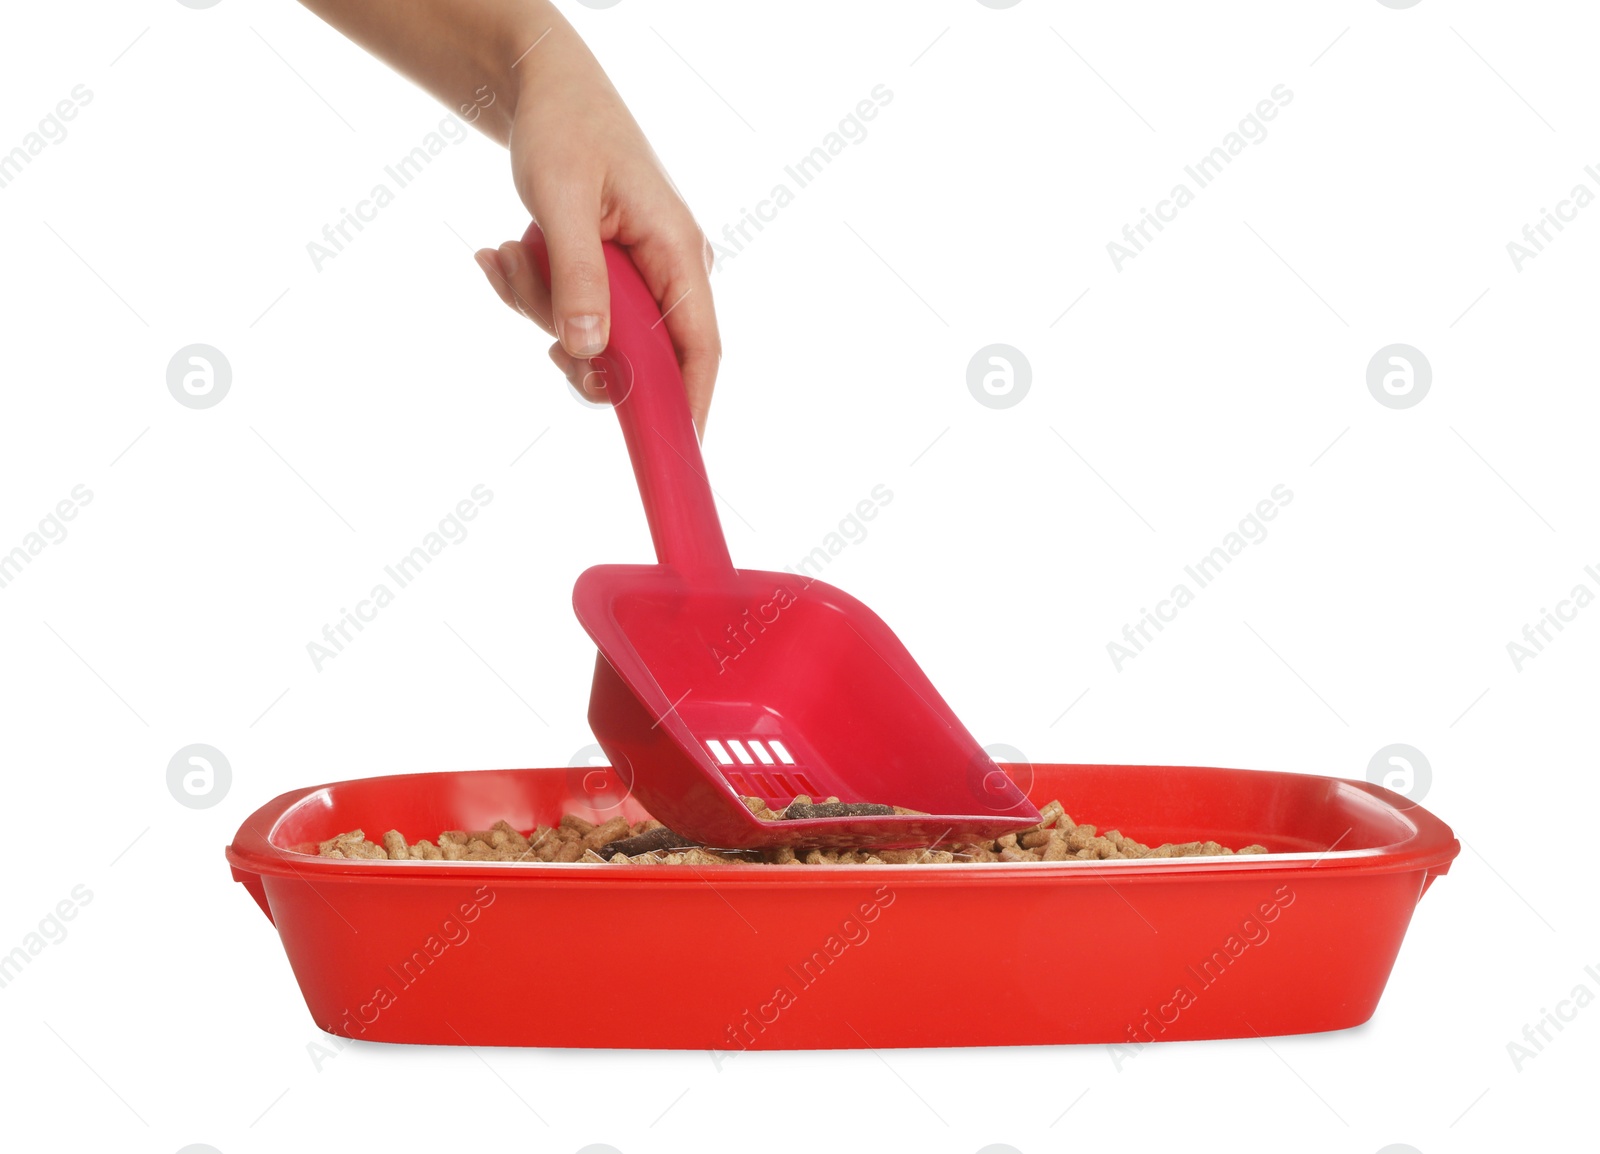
[538,198,612,358]
[476,238,609,406]
[474,243,554,337]
[547,341,609,404]
[477,214,717,438]
[656,231,721,440]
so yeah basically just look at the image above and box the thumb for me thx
[540,203,611,358]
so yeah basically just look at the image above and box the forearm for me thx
[301,0,721,429]
[294,0,587,145]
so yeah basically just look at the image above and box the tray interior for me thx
[264,763,1421,860]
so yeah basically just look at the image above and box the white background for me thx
[1,0,1595,1150]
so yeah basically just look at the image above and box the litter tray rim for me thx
[226,762,1459,884]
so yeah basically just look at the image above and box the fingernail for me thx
[561,314,607,357]
[474,251,504,291]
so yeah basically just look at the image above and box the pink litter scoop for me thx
[525,222,1040,849]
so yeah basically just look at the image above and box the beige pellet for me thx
[559,813,595,837]
[581,816,631,851]
[491,819,528,845]
[319,830,367,855]
[679,848,727,866]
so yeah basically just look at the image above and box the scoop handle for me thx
[522,222,734,578]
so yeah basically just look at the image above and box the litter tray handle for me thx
[231,865,274,924]
[1420,860,1453,900]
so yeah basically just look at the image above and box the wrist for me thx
[499,2,584,129]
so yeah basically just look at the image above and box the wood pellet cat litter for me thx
[314,797,1267,864]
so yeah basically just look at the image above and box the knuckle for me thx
[692,333,723,365]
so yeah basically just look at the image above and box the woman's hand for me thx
[474,24,720,438]
[296,0,720,437]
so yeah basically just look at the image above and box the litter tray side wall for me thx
[255,863,1432,1049]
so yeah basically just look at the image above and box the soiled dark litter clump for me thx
[776,799,896,820]
[593,825,699,860]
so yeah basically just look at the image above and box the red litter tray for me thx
[226,762,1457,1050]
